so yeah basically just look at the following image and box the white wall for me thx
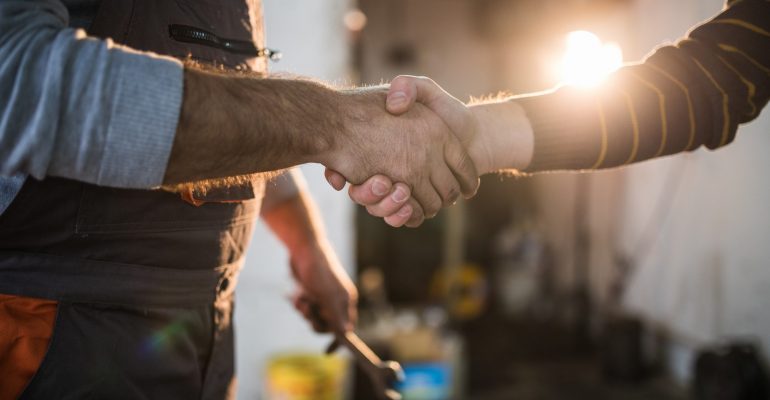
[579,0,770,384]
[617,0,770,383]
[234,1,354,398]
[530,0,770,385]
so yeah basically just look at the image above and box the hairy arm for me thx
[1,0,477,218]
[164,69,343,184]
[166,70,479,217]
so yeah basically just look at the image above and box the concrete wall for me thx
[234,1,354,398]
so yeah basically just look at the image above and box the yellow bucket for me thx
[265,353,347,400]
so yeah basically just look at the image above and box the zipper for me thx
[168,24,281,61]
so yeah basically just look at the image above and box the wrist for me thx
[316,89,353,167]
[286,82,350,167]
[289,239,329,276]
[318,87,387,181]
[468,100,533,173]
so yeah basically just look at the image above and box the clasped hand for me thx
[324,76,498,227]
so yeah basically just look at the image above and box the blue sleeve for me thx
[0,0,184,188]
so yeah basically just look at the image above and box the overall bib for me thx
[0,1,268,398]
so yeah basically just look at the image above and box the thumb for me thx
[387,76,470,139]
[324,168,348,191]
[386,75,418,115]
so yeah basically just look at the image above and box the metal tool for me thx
[299,295,404,399]
[337,331,404,400]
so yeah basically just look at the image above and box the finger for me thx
[365,182,411,218]
[405,200,426,228]
[294,295,331,333]
[386,75,418,115]
[293,297,314,321]
[389,77,479,197]
[386,198,423,228]
[324,168,348,191]
[444,139,480,198]
[326,339,341,354]
[311,319,329,333]
[383,203,413,228]
[348,175,393,206]
[411,178,443,220]
[309,302,331,333]
[331,298,355,334]
[389,76,468,135]
[405,219,424,228]
[430,165,462,208]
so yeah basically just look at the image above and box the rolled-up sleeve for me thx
[0,0,183,188]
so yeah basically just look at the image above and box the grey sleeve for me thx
[0,0,184,188]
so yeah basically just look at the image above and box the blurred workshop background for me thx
[235,0,770,399]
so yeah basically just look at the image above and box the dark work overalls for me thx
[0,1,269,398]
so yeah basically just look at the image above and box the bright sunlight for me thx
[559,30,623,87]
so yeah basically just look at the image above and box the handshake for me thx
[321,75,534,228]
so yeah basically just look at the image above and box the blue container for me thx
[396,362,452,400]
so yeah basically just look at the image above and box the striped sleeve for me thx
[517,0,770,172]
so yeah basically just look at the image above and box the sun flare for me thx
[560,31,623,88]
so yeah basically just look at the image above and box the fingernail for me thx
[397,204,412,217]
[372,179,389,196]
[387,92,407,109]
[391,187,408,203]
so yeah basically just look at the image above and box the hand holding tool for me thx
[333,331,404,400]
[298,294,403,399]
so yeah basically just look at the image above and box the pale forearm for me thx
[467,99,534,174]
[262,179,329,265]
[163,68,344,185]
[264,174,357,333]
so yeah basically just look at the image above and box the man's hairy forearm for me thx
[163,67,344,185]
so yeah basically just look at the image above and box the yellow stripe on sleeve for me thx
[718,44,770,75]
[619,90,640,165]
[712,18,770,37]
[692,58,731,147]
[591,97,608,169]
[716,54,758,116]
[628,70,668,157]
[646,63,696,151]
